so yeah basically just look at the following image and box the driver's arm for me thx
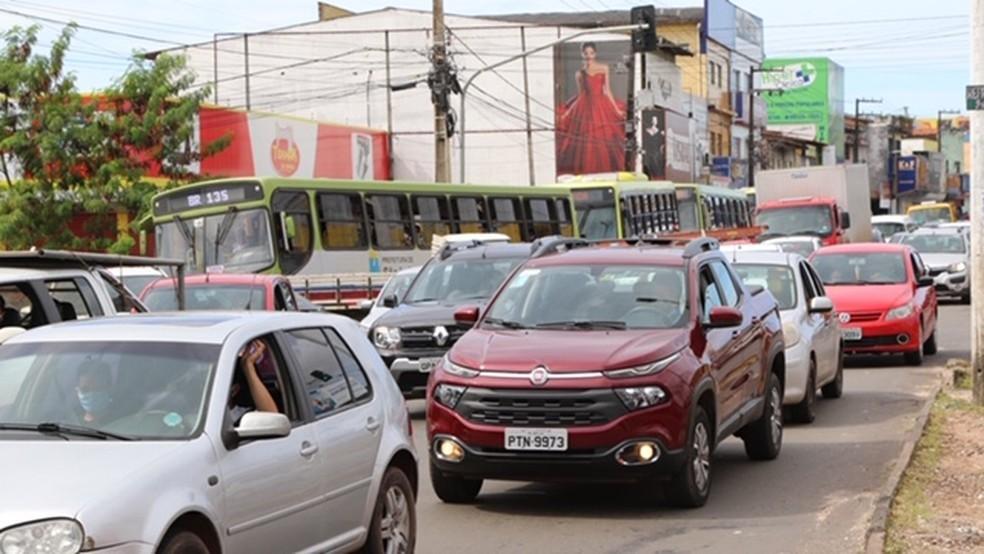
[243,356,279,414]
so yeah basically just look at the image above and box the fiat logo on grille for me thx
[838,313,851,324]
[529,366,549,386]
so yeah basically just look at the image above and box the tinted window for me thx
[405,258,522,304]
[318,193,367,249]
[555,199,574,236]
[284,329,352,417]
[0,283,43,329]
[709,262,740,307]
[367,194,413,250]
[272,191,313,274]
[526,198,555,238]
[46,279,97,320]
[700,267,723,317]
[324,329,371,402]
[452,197,488,233]
[413,195,452,249]
[490,197,523,241]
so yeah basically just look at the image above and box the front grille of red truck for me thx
[455,388,627,427]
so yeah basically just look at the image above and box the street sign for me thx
[967,85,984,110]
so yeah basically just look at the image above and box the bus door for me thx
[272,190,314,275]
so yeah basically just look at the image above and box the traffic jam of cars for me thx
[0,172,961,554]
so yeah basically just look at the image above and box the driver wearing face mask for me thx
[75,360,115,425]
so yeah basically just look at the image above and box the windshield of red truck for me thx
[756,205,833,238]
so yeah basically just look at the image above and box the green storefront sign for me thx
[761,57,845,159]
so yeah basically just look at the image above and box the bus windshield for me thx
[572,188,617,240]
[156,209,275,274]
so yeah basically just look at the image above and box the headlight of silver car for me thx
[372,326,401,350]
[0,519,84,554]
[948,261,967,273]
[603,352,681,379]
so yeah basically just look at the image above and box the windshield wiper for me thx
[0,422,134,441]
[535,320,627,330]
[483,317,527,329]
[213,208,239,261]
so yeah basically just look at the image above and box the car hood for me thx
[450,328,689,372]
[823,284,913,313]
[919,253,965,270]
[0,439,188,528]
[374,301,486,329]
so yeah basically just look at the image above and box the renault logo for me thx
[838,313,851,324]
[433,326,450,347]
[530,366,549,386]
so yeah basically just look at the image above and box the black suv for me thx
[370,241,533,397]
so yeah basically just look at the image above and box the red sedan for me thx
[140,273,302,312]
[810,243,938,365]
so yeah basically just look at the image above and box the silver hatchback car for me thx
[0,312,417,554]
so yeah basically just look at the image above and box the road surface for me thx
[407,305,965,553]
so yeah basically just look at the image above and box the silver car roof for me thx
[726,250,805,267]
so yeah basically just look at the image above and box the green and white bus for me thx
[555,175,757,241]
[150,177,576,277]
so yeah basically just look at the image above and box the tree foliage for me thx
[0,24,227,253]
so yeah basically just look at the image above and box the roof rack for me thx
[0,249,185,270]
[682,237,720,259]
[529,236,591,258]
[623,234,679,247]
[437,239,499,260]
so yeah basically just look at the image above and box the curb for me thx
[863,370,944,554]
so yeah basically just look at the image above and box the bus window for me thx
[573,187,617,240]
[367,194,413,250]
[452,196,489,233]
[675,188,699,232]
[525,198,556,239]
[555,198,573,237]
[412,195,452,249]
[272,190,313,274]
[317,192,367,250]
[490,197,523,241]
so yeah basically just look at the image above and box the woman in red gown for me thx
[556,42,627,175]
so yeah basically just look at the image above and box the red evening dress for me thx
[556,70,627,175]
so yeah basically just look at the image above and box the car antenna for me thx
[245,274,257,310]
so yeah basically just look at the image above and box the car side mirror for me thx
[359,299,374,311]
[236,412,291,441]
[382,294,398,308]
[454,306,480,327]
[917,276,934,288]
[705,306,743,329]
[841,211,852,230]
[809,296,834,314]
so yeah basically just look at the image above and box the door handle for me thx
[299,441,319,458]
[366,417,381,432]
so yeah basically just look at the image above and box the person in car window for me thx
[76,359,115,425]
[228,339,280,426]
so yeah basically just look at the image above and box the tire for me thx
[821,348,844,399]
[790,361,816,424]
[665,407,713,508]
[430,465,482,504]
[363,467,416,554]
[157,531,210,554]
[962,293,971,305]
[904,335,924,366]
[742,372,783,461]
[923,329,938,356]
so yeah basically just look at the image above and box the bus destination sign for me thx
[154,182,265,216]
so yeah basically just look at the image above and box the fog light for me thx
[615,441,661,466]
[897,333,910,345]
[435,437,465,462]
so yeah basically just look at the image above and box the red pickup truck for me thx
[426,237,786,508]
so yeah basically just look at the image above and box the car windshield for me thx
[733,264,797,310]
[900,234,966,254]
[484,265,689,330]
[0,341,218,440]
[873,222,906,239]
[404,258,523,304]
[143,285,267,311]
[377,272,417,307]
[812,252,908,285]
[155,208,275,274]
[909,207,951,225]
[756,206,833,237]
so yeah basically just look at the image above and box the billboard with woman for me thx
[554,41,631,176]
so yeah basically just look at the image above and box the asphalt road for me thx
[408,305,966,554]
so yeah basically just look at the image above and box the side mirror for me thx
[809,296,835,314]
[917,276,935,288]
[705,306,743,329]
[454,306,480,327]
[382,294,398,308]
[359,299,374,311]
[236,412,291,441]
[839,211,851,230]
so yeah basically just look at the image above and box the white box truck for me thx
[754,164,873,244]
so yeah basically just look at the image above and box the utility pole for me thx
[431,0,452,182]
[747,66,780,188]
[937,108,960,152]
[971,0,984,405]
[853,97,882,162]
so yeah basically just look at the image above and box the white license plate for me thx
[418,357,441,373]
[504,428,568,451]
[843,328,862,341]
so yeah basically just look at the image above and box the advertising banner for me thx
[555,40,631,176]
[641,107,667,180]
[897,155,917,194]
[762,57,844,159]
[665,110,692,182]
